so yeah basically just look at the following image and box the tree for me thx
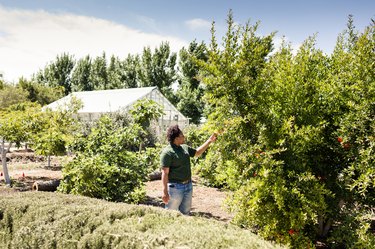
[0,102,42,186]
[107,54,141,89]
[107,55,123,89]
[71,55,93,91]
[120,54,141,88]
[326,18,375,247]
[90,52,108,90]
[34,53,75,95]
[176,40,208,124]
[129,98,164,150]
[0,84,28,110]
[58,98,163,203]
[31,97,82,167]
[138,42,178,104]
[18,77,65,106]
[197,12,374,248]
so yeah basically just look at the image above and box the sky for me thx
[0,0,374,83]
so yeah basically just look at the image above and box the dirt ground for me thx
[1,152,234,223]
[144,177,233,222]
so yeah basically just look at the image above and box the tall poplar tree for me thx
[71,55,93,92]
[34,53,75,95]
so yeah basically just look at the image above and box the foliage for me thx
[0,102,43,185]
[197,12,375,248]
[107,54,140,89]
[34,53,75,95]
[32,42,180,108]
[59,97,164,202]
[129,98,164,151]
[129,98,164,130]
[182,124,211,174]
[0,84,28,110]
[0,192,285,249]
[59,115,147,203]
[90,52,109,90]
[138,42,178,104]
[18,77,65,105]
[176,40,208,124]
[31,97,83,163]
[71,55,93,92]
[140,144,164,174]
[0,102,42,147]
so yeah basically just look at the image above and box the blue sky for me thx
[0,0,374,82]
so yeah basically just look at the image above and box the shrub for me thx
[0,192,285,249]
[197,12,375,248]
[59,116,147,203]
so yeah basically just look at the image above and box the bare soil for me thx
[1,152,234,223]
[144,177,233,222]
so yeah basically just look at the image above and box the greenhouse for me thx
[46,86,189,133]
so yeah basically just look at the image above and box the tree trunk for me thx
[47,155,51,168]
[32,180,60,191]
[322,219,333,237]
[318,199,345,238]
[1,139,11,186]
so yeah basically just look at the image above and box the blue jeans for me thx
[166,181,193,215]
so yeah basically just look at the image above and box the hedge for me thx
[0,192,284,249]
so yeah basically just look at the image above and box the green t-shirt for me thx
[160,143,196,182]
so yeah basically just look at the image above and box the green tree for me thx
[59,116,146,203]
[129,98,164,129]
[34,53,75,95]
[107,55,123,89]
[129,98,164,150]
[326,18,375,248]
[197,12,374,248]
[0,84,28,110]
[0,102,42,185]
[18,77,64,105]
[71,55,93,91]
[121,54,141,88]
[176,40,208,124]
[138,42,178,104]
[59,98,164,202]
[31,97,82,167]
[90,52,108,90]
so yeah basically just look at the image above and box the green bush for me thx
[197,13,374,248]
[59,98,164,203]
[0,192,285,249]
[59,116,147,203]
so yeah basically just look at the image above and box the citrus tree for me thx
[197,12,374,248]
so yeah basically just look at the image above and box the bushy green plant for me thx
[197,12,374,248]
[0,192,285,249]
[59,99,164,203]
[31,97,83,167]
[59,116,147,203]
[140,144,163,174]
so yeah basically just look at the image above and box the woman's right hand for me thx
[162,192,169,204]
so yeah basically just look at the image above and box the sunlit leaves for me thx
[197,12,375,248]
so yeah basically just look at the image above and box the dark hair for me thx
[166,125,182,142]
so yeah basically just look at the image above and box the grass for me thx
[0,192,285,249]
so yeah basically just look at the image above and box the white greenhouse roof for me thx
[46,86,158,113]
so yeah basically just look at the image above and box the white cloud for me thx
[185,18,211,31]
[0,6,188,82]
